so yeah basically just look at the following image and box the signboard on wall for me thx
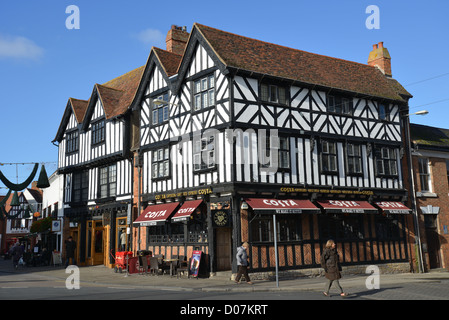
[51,220,61,232]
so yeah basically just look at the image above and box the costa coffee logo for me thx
[262,199,299,207]
[328,200,360,208]
[145,210,167,219]
[377,202,406,208]
[178,207,196,215]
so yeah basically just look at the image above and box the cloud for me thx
[134,28,165,48]
[0,34,44,61]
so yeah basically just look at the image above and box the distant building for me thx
[411,124,449,271]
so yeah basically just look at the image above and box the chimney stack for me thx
[368,42,392,77]
[166,25,189,55]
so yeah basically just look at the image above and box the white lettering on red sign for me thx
[377,202,405,208]
[145,210,167,219]
[262,199,299,207]
[178,207,196,214]
[328,201,360,208]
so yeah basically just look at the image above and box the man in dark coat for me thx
[11,242,23,270]
[65,236,77,267]
[320,240,347,297]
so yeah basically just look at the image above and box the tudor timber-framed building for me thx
[54,23,418,275]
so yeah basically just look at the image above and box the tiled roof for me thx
[69,98,88,123]
[99,65,145,119]
[410,123,449,148]
[153,47,182,77]
[194,23,411,102]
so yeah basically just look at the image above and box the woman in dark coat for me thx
[320,240,347,297]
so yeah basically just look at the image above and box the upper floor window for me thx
[379,104,389,121]
[327,95,352,115]
[72,170,88,203]
[418,158,431,192]
[375,147,398,176]
[152,93,169,125]
[92,119,105,145]
[260,136,290,170]
[346,143,362,175]
[99,164,116,198]
[321,140,337,173]
[194,75,215,111]
[193,135,215,171]
[260,84,287,105]
[66,130,79,153]
[152,147,170,179]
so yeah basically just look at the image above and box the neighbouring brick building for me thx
[411,123,449,271]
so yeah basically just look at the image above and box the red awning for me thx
[171,200,203,222]
[134,202,180,226]
[375,201,411,214]
[317,200,377,214]
[245,198,320,214]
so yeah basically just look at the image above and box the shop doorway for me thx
[424,215,441,269]
[86,220,105,265]
[216,227,232,271]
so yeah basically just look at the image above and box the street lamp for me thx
[403,109,428,273]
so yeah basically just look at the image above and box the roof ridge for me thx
[194,23,374,70]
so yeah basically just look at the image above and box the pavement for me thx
[1,257,449,297]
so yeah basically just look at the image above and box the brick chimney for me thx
[166,25,189,55]
[368,42,392,77]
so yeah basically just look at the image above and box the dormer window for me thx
[152,92,169,125]
[194,75,215,111]
[92,119,105,145]
[66,130,79,153]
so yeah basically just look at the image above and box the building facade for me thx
[410,124,449,271]
[54,23,418,275]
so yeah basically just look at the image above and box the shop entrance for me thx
[216,227,232,271]
[424,215,441,269]
[86,220,105,265]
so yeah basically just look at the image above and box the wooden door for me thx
[216,227,232,271]
[92,221,105,265]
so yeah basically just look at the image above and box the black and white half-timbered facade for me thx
[55,23,417,275]
[128,24,416,275]
[53,68,143,266]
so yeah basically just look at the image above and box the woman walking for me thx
[320,240,347,297]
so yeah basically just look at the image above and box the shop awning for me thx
[375,201,411,214]
[171,200,203,222]
[134,202,180,226]
[317,200,378,214]
[245,198,320,214]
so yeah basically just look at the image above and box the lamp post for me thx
[403,109,428,273]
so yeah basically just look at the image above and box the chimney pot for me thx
[368,41,392,77]
[166,25,189,55]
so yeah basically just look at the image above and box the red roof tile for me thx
[194,23,411,102]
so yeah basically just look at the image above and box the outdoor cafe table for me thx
[163,258,179,276]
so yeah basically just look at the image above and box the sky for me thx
[0,0,448,195]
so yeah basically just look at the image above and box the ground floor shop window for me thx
[250,215,302,242]
[319,214,365,241]
[375,215,402,240]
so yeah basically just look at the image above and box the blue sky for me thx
[0,1,448,195]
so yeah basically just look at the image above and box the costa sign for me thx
[317,200,377,213]
[244,198,319,214]
[262,199,301,207]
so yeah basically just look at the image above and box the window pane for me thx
[195,94,201,110]
[208,89,215,106]
[261,84,268,101]
[208,75,214,88]
[201,78,208,91]
[202,92,208,108]
[278,87,286,105]
[195,80,201,93]
[269,85,277,102]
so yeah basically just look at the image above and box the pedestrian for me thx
[320,239,347,297]
[65,236,77,267]
[120,230,127,252]
[11,242,23,270]
[234,242,253,285]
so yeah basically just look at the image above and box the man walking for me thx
[65,236,77,267]
[234,242,253,285]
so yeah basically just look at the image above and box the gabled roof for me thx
[192,23,411,102]
[81,65,145,130]
[410,123,449,149]
[53,98,88,143]
[129,47,183,111]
